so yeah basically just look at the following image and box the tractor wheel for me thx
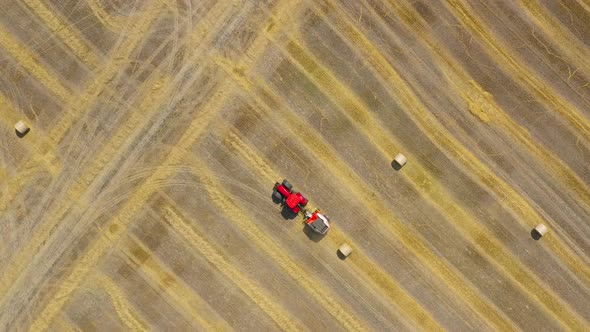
[282,179,293,192]
[272,190,283,203]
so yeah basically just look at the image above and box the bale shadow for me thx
[531,229,542,241]
[15,128,29,138]
[336,249,348,260]
[391,160,403,171]
[302,223,326,242]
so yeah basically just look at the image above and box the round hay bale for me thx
[534,224,548,237]
[392,153,407,169]
[338,243,353,257]
[15,120,30,136]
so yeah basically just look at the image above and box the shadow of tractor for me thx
[280,206,299,220]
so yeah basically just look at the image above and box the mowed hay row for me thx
[1,0,590,331]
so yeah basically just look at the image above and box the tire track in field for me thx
[444,0,590,148]
[0,0,204,268]
[0,0,185,316]
[120,235,232,331]
[1,2,192,241]
[0,160,48,212]
[476,0,590,102]
[221,128,444,331]
[20,0,101,68]
[317,0,590,289]
[87,0,127,32]
[516,0,590,77]
[0,29,71,101]
[213,58,515,330]
[52,1,188,172]
[459,75,590,215]
[2,0,190,216]
[47,2,163,145]
[0,0,238,324]
[26,79,230,331]
[259,9,585,327]
[157,206,304,331]
[87,0,180,33]
[95,274,148,332]
[572,0,590,13]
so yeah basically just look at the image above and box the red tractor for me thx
[273,179,331,235]
[273,179,308,214]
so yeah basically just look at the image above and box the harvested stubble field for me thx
[1,0,590,330]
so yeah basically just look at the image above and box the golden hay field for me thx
[1,0,590,330]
